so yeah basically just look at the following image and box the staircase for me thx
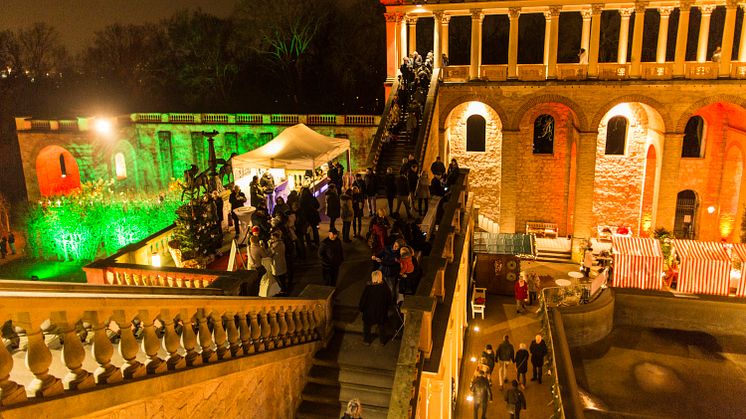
[536,248,573,263]
[376,118,416,175]
[296,307,399,419]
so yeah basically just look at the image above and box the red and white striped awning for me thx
[731,244,746,298]
[611,236,663,290]
[672,240,732,296]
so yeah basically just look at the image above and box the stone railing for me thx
[0,285,333,413]
[366,74,402,169]
[388,168,472,419]
[414,68,442,168]
[443,61,745,83]
[107,224,175,266]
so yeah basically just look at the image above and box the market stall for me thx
[672,239,732,296]
[231,124,351,200]
[611,236,664,290]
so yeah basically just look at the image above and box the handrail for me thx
[365,75,402,169]
[0,279,224,295]
[413,68,442,167]
[0,284,334,410]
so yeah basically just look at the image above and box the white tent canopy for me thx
[232,124,350,177]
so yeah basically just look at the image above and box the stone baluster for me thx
[267,311,279,350]
[90,312,122,384]
[225,312,242,357]
[53,312,94,390]
[161,311,185,370]
[181,315,202,367]
[197,310,217,363]
[298,309,309,342]
[285,309,298,345]
[277,308,289,347]
[250,312,262,352]
[25,319,64,397]
[211,312,230,360]
[260,311,272,351]
[308,307,320,339]
[118,317,146,379]
[0,327,27,406]
[140,311,166,374]
[302,308,313,341]
[238,312,253,354]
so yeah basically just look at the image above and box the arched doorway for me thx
[674,190,698,239]
[35,145,81,197]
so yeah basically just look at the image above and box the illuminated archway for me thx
[593,102,665,234]
[35,145,81,197]
[445,101,503,222]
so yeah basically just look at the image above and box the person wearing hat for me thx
[318,228,343,286]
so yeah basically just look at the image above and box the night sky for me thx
[0,0,237,52]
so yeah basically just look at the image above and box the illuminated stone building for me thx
[15,113,378,201]
[382,0,746,246]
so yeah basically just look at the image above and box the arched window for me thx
[466,114,486,152]
[605,116,628,155]
[533,114,555,154]
[115,152,127,179]
[682,116,704,157]
[59,154,67,178]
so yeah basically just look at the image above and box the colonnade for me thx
[384,1,746,80]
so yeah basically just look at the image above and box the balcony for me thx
[598,63,631,80]
[480,65,507,81]
[641,62,674,80]
[686,61,719,79]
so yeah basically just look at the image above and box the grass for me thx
[0,257,87,283]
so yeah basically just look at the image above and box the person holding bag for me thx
[504,380,527,419]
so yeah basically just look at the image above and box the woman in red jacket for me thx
[514,277,529,314]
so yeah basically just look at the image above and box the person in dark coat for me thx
[359,270,391,345]
[429,175,445,197]
[481,344,496,375]
[351,186,365,239]
[505,380,527,419]
[514,343,530,387]
[470,369,492,419]
[249,176,265,209]
[407,163,419,207]
[229,185,247,239]
[395,173,412,219]
[446,158,460,187]
[529,334,548,384]
[325,185,341,231]
[497,335,515,388]
[364,168,379,216]
[318,228,343,286]
[211,191,224,231]
[384,167,397,215]
[430,156,446,177]
[299,187,321,247]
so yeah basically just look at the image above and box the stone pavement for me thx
[455,260,579,419]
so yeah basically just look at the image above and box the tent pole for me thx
[346,149,352,189]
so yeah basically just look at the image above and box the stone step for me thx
[302,382,341,405]
[308,362,395,394]
[295,400,340,419]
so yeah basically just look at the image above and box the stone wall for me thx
[1,343,318,419]
[445,101,502,222]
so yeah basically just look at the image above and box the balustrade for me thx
[518,64,547,81]
[480,65,508,81]
[686,61,720,79]
[731,62,746,79]
[0,288,331,407]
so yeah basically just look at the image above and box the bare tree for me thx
[17,23,67,79]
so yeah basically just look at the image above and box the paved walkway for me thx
[456,260,579,419]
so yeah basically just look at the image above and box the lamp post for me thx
[202,130,219,192]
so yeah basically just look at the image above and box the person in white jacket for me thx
[269,230,289,295]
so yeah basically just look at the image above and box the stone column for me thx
[433,11,443,68]
[571,132,599,260]
[408,16,418,55]
[400,15,409,63]
[656,7,674,63]
[696,5,715,62]
[508,8,521,79]
[618,9,633,64]
[385,13,399,81]
[499,131,521,233]
[469,9,484,80]
[543,11,552,66]
[630,2,647,76]
[441,14,450,59]
[588,4,603,77]
[674,1,692,76]
[656,133,683,231]
[740,4,746,61]
[546,6,562,78]
[581,9,592,52]
[719,0,738,76]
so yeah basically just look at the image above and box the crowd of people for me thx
[0,232,16,259]
[470,334,549,419]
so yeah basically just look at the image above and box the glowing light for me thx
[473,326,480,332]
[95,118,113,135]
[466,395,474,402]
[466,101,489,118]
[151,253,162,267]
[470,356,477,362]
[707,205,716,214]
